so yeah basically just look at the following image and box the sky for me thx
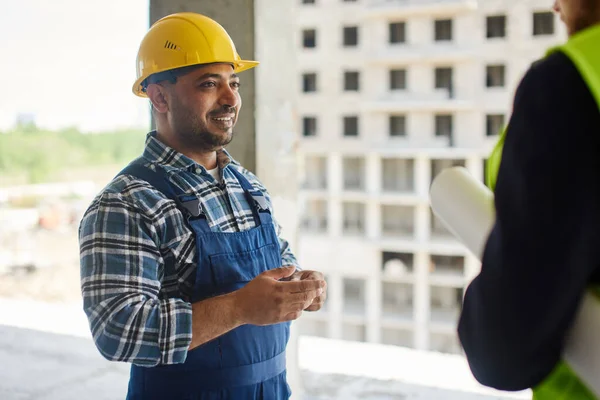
[0,0,151,132]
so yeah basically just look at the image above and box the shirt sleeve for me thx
[457,52,600,391]
[274,217,301,269]
[79,190,193,367]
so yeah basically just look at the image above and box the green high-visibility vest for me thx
[486,24,600,399]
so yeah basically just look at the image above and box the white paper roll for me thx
[564,292,600,396]
[429,167,495,259]
[429,166,600,397]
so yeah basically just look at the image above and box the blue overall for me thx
[119,163,291,400]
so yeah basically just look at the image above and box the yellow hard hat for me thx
[132,12,259,97]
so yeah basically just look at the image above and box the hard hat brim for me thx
[132,60,259,98]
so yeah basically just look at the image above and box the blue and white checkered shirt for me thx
[79,132,299,367]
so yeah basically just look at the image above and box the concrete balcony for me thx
[365,90,475,113]
[369,43,477,65]
[366,0,478,18]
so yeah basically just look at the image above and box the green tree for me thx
[0,126,146,185]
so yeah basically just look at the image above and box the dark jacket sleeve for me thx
[457,51,600,391]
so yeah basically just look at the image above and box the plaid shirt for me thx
[79,132,299,367]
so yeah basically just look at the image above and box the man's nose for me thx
[218,85,239,108]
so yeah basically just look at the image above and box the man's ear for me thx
[146,84,169,114]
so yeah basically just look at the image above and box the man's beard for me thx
[171,103,235,152]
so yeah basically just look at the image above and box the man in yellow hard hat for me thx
[79,13,327,400]
[458,0,600,398]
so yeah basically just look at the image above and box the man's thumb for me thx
[267,265,296,279]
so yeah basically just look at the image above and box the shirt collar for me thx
[142,131,237,173]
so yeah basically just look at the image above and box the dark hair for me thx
[141,64,207,93]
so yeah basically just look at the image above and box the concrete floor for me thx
[0,324,129,400]
[0,325,527,400]
[0,298,530,400]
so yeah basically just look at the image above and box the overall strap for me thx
[118,163,181,201]
[117,163,209,228]
[228,167,272,227]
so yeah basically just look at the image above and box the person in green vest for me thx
[458,1,600,399]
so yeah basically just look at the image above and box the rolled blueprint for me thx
[429,167,495,258]
[563,292,600,396]
[429,166,600,397]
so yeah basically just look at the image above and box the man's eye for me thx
[200,81,216,88]
[231,82,241,88]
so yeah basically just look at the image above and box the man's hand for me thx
[287,269,327,312]
[233,266,326,325]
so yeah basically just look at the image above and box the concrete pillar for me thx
[365,152,381,195]
[328,273,344,340]
[365,153,381,240]
[149,0,257,171]
[415,154,432,244]
[329,152,343,194]
[366,276,382,343]
[253,1,302,398]
[415,154,431,198]
[328,153,343,237]
[413,251,430,350]
[366,201,381,240]
[415,205,430,243]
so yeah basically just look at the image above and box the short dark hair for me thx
[142,63,207,93]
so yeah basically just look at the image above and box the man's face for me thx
[166,63,242,151]
[554,0,600,35]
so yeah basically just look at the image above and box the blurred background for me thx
[0,0,564,398]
